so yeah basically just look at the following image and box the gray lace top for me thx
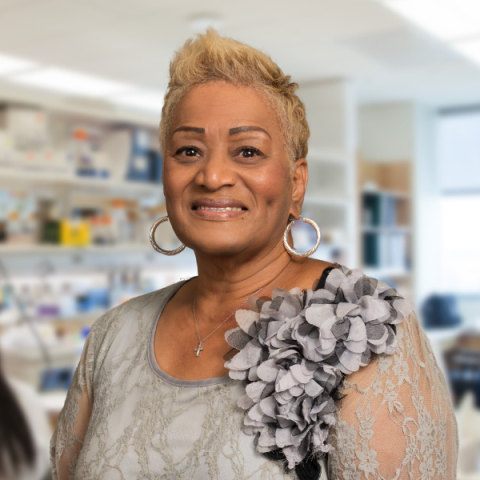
[50,277,458,479]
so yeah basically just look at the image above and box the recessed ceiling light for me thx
[189,13,223,32]
[112,90,165,113]
[379,0,480,40]
[9,67,133,97]
[0,53,36,76]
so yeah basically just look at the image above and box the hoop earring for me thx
[283,215,321,258]
[149,216,186,256]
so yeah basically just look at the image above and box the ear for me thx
[161,152,165,185]
[289,158,308,219]
[161,155,165,195]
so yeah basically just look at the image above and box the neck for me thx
[193,241,294,302]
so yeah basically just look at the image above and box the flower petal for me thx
[347,316,367,341]
[235,309,260,333]
[304,379,323,397]
[344,337,368,353]
[305,304,336,329]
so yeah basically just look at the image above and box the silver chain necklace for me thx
[191,257,292,357]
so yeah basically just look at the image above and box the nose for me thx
[194,148,237,191]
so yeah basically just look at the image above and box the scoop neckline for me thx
[148,279,232,388]
[148,263,342,387]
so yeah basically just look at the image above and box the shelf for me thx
[304,196,348,207]
[0,80,159,129]
[362,189,411,199]
[307,148,351,164]
[0,243,154,255]
[0,167,163,196]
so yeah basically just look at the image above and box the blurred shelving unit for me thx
[0,80,159,129]
[0,82,199,411]
[0,82,172,272]
[0,243,154,255]
[0,166,164,196]
[298,81,357,267]
[357,103,416,300]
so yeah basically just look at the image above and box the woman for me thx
[51,30,458,479]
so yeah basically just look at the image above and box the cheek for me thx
[163,162,188,204]
[248,162,292,209]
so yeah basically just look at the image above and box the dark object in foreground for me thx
[264,450,322,480]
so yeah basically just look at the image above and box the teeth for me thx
[197,206,243,212]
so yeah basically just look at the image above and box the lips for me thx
[192,197,247,212]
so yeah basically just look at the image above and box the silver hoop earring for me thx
[149,216,186,256]
[283,215,321,258]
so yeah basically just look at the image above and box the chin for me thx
[189,240,250,257]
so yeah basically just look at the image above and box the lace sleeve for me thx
[327,311,458,479]
[50,327,96,480]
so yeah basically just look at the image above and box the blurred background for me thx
[0,0,479,477]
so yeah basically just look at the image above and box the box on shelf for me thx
[103,127,162,184]
[358,159,411,193]
[102,129,132,182]
[127,129,151,182]
[362,231,409,270]
[60,219,90,246]
[0,106,50,150]
[71,126,111,179]
[362,192,407,228]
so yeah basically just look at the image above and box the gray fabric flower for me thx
[224,266,414,470]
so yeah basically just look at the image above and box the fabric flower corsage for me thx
[224,265,414,477]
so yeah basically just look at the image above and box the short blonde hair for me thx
[159,29,310,162]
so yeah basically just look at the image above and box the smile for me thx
[195,207,244,212]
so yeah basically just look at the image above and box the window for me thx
[437,108,480,294]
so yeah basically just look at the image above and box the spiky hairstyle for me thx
[159,29,310,162]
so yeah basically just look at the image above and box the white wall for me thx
[359,103,416,163]
[413,106,443,309]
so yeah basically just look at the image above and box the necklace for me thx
[191,257,292,357]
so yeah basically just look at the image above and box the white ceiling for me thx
[0,0,480,107]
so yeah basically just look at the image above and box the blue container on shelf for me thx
[126,129,152,182]
[76,287,110,312]
[149,149,163,183]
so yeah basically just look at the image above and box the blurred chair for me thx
[422,294,462,329]
[457,392,480,479]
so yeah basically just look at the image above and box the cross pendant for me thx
[194,342,204,357]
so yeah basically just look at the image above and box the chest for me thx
[154,304,238,381]
[77,364,297,480]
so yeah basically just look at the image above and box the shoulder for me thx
[287,257,338,291]
[306,264,415,372]
[86,280,187,357]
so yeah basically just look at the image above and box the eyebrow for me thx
[229,126,271,139]
[170,125,271,139]
[171,126,205,137]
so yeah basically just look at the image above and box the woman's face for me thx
[163,81,307,257]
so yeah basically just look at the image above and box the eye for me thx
[175,146,200,157]
[238,147,263,158]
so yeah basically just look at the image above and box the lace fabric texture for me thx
[328,310,458,480]
[50,283,458,480]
